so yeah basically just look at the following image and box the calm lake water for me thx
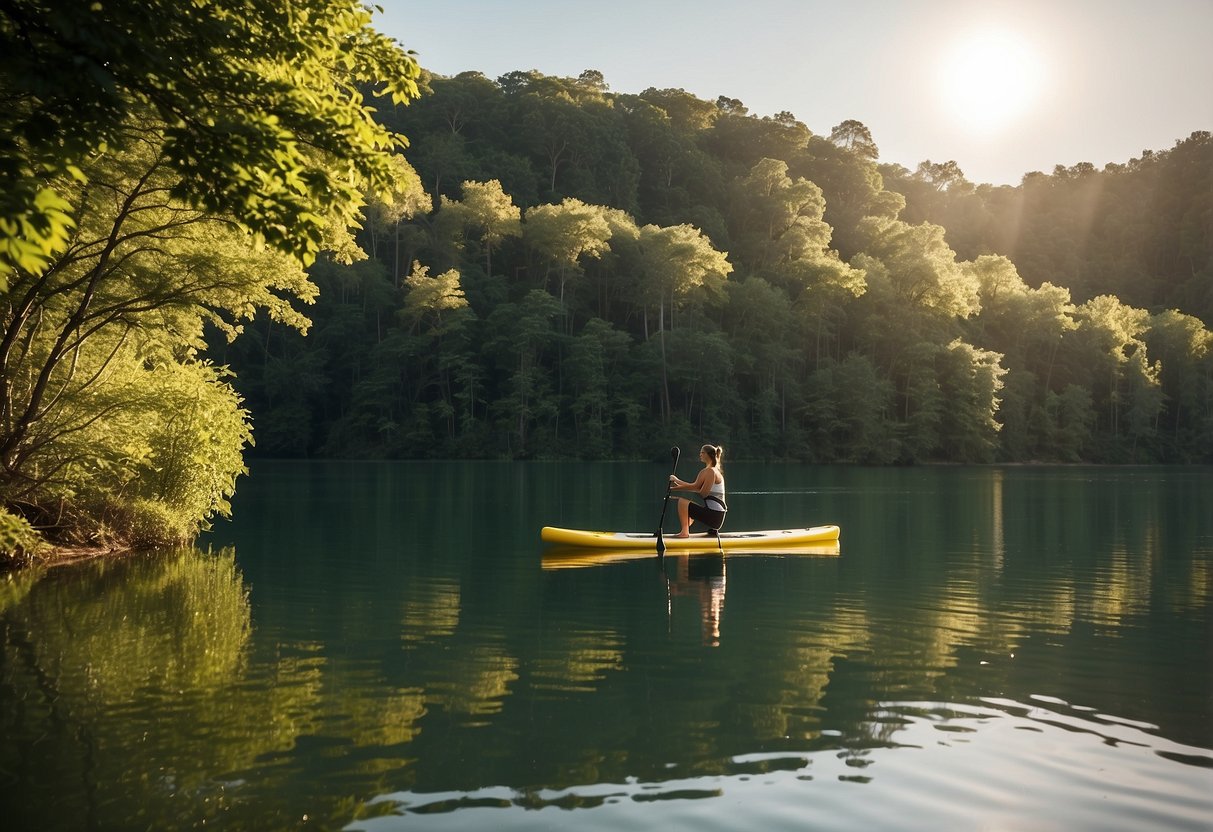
[2,462,1212,830]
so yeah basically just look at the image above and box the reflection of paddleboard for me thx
[540,524,840,551]
[541,541,840,570]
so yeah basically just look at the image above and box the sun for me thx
[936,29,1044,134]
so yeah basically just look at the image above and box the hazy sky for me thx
[373,0,1212,186]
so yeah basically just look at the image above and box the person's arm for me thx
[671,468,712,494]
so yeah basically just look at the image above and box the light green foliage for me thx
[1075,294,1154,394]
[637,223,732,315]
[1072,295,1162,457]
[937,339,1008,462]
[802,133,900,258]
[638,88,719,132]
[1,0,422,286]
[829,120,880,160]
[856,216,980,321]
[0,187,77,288]
[439,180,521,279]
[57,349,252,546]
[1078,295,1152,357]
[600,207,642,243]
[968,254,1026,306]
[0,549,273,821]
[0,507,43,565]
[725,158,866,363]
[729,158,833,274]
[524,198,613,302]
[1149,310,1212,363]
[1024,283,1080,341]
[459,180,524,246]
[790,254,868,333]
[969,257,1077,366]
[963,256,1084,458]
[1,126,315,547]
[365,156,432,229]
[362,155,432,264]
[401,261,469,335]
[1146,312,1212,460]
[0,0,424,545]
[634,220,732,423]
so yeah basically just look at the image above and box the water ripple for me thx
[349,697,1213,831]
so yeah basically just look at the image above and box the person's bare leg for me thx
[676,499,691,537]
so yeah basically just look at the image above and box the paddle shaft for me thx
[655,446,680,555]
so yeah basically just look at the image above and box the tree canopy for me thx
[215,69,1210,466]
[0,0,422,286]
[1,0,423,554]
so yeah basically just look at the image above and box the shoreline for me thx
[2,544,135,572]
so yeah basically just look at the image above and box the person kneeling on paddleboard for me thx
[668,444,727,538]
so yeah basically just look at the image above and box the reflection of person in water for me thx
[666,554,727,647]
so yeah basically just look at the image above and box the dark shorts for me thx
[687,501,726,530]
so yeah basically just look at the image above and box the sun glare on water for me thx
[936,29,1044,134]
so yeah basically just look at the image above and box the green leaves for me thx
[0,125,317,546]
[729,158,831,273]
[457,180,522,249]
[402,261,468,336]
[525,198,613,270]
[856,216,980,321]
[2,0,423,278]
[524,198,613,304]
[636,222,732,308]
[0,186,77,289]
[0,508,45,565]
[436,180,520,278]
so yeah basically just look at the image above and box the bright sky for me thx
[373,0,1213,187]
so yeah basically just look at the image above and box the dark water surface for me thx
[3,462,1211,830]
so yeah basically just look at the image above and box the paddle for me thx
[655,445,680,556]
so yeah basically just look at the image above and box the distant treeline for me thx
[212,69,1213,463]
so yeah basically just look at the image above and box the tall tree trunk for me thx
[394,219,402,287]
[518,352,528,451]
[659,296,670,424]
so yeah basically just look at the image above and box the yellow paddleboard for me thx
[540,524,840,551]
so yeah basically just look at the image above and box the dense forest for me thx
[213,69,1213,465]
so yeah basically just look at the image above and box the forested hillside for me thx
[212,69,1213,464]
